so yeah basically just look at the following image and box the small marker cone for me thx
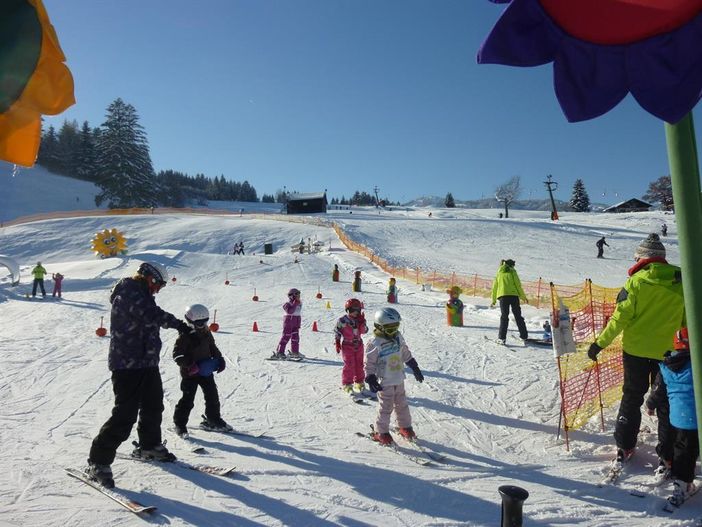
[312,321,319,332]
[209,309,220,332]
[171,276,177,283]
[252,321,259,332]
[96,316,107,337]
[316,287,323,299]
[325,301,331,309]
[252,287,259,301]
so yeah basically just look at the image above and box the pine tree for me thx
[56,120,80,176]
[37,125,60,171]
[75,121,98,182]
[94,98,156,208]
[445,192,455,208]
[569,179,591,212]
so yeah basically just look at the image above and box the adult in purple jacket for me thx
[86,262,189,488]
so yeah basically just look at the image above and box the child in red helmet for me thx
[272,288,303,360]
[334,298,369,395]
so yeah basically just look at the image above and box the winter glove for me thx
[587,342,602,361]
[186,363,200,376]
[335,341,341,354]
[217,357,226,373]
[365,374,382,393]
[176,320,191,335]
[406,358,424,383]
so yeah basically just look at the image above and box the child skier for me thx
[334,298,369,394]
[352,270,362,292]
[52,272,64,298]
[272,288,303,360]
[365,308,424,445]
[446,286,464,326]
[332,264,340,282]
[647,328,698,507]
[387,277,398,303]
[172,304,229,437]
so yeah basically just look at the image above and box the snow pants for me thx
[498,295,528,340]
[277,317,300,354]
[672,427,699,483]
[341,342,364,385]
[89,367,164,465]
[173,375,221,428]
[597,247,604,258]
[615,352,671,452]
[52,281,62,297]
[32,278,45,297]
[375,383,412,434]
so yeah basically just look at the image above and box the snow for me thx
[0,186,696,525]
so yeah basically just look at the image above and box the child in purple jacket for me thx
[272,288,303,360]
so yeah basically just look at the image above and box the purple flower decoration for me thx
[478,0,702,123]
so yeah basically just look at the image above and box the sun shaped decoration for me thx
[90,228,128,258]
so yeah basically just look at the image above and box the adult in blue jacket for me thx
[86,262,189,488]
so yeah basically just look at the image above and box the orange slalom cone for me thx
[316,286,323,299]
[209,309,220,332]
[252,287,259,301]
[252,321,259,332]
[171,276,177,283]
[95,316,107,337]
[312,321,319,332]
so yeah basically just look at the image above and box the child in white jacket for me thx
[365,308,424,445]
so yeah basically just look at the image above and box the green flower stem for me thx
[665,112,702,449]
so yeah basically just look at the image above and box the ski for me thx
[198,426,274,440]
[116,453,235,477]
[265,353,306,362]
[598,455,632,487]
[65,468,157,514]
[355,429,433,466]
[483,335,513,348]
[663,483,700,513]
[166,428,207,454]
[392,429,447,462]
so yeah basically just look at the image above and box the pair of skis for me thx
[355,425,447,466]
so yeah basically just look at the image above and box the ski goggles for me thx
[382,323,400,336]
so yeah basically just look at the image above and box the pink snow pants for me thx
[277,316,300,354]
[341,342,364,385]
[375,383,412,434]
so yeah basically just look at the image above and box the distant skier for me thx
[446,286,464,327]
[51,272,64,298]
[386,277,398,304]
[86,262,189,488]
[332,264,340,282]
[596,237,609,258]
[542,320,552,343]
[272,288,302,360]
[172,304,230,437]
[334,298,368,394]
[490,259,529,344]
[31,261,47,298]
[661,223,668,237]
[365,308,424,445]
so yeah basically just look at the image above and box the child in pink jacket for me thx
[334,298,368,394]
[273,288,302,360]
[365,308,424,445]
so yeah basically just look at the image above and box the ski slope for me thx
[0,208,696,527]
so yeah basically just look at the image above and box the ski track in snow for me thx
[0,208,693,526]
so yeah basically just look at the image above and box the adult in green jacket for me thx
[31,261,47,298]
[490,259,528,343]
[588,233,684,466]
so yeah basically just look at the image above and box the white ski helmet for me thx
[185,304,210,328]
[137,261,169,285]
[374,307,401,336]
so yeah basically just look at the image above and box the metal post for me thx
[499,485,529,527]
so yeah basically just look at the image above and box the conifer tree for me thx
[75,121,97,182]
[445,192,455,208]
[94,98,156,208]
[37,125,60,171]
[569,179,591,212]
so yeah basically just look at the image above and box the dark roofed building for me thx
[286,192,328,214]
[603,198,653,213]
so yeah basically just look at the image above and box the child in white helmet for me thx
[172,304,229,437]
[364,308,424,445]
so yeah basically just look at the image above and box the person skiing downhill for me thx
[596,236,609,258]
[365,308,424,445]
[272,288,303,360]
[86,262,190,488]
[173,304,229,437]
[335,298,369,394]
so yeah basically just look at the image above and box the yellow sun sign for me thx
[90,228,128,258]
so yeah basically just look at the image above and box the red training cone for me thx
[171,276,177,283]
[209,309,220,332]
[252,321,259,332]
[312,321,318,332]
[96,316,107,337]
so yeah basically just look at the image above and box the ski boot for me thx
[86,460,114,488]
[668,479,698,508]
[201,415,234,432]
[131,441,176,462]
[398,426,417,440]
[174,424,189,438]
[353,382,365,393]
[372,432,394,446]
[342,384,354,394]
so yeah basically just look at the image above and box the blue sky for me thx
[43,0,701,204]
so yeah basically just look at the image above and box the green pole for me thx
[664,112,702,450]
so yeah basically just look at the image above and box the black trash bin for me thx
[264,243,273,255]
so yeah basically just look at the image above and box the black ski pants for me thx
[672,427,699,483]
[597,247,604,258]
[173,375,221,428]
[32,278,45,296]
[498,295,528,340]
[614,352,671,452]
[89,367,164,465]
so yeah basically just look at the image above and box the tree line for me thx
[37,98,259,208]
